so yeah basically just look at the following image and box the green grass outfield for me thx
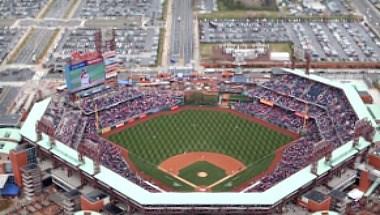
[108,109,293,191]
[178,161,227,186]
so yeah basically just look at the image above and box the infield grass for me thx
[178,161,227,186]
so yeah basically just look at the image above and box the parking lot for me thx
[74,0,162,20]
[12,28,56,64]
[200,19,380,62]
[0,27,24,64]
[0,0,48,18]
[284,0,352,16]
[50,27,160,67]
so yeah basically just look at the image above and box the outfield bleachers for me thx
[233,72,358,192]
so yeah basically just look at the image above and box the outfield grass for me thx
[108,109,293,191]
[179,161,226,186]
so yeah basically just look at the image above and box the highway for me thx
[13,28,55,64]
[169,0,193,66]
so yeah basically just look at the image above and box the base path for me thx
[159,152,246,175]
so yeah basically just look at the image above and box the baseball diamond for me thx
[106,106,296,191]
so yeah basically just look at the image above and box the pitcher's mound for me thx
[197,172,208,178]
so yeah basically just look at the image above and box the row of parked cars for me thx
[48,27,160,67]
[200,20,289,43]
[200,19,380,62]
[0,27,23,64]
[0,0,48,18]
[76,0,162,20]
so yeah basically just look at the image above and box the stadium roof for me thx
[311,211,339,215]
[350,80,369,92]
[0,141,18,154]
[74,211,102,215]
[0,175,9,189]
[19,69,379,206]
[21,97,51,142]
[367,104,380,123]
[0,128,22,142]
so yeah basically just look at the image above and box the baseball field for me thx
[106,106,296,191]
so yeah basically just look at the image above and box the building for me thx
[298,190,332,212]
[81,190,110,212]
[9,143,37,187]
[63,189,81,215]
[21,163,42,200]
[330,189,349,214]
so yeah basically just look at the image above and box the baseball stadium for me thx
[20,68,379,214]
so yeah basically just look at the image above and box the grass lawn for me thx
[269,42,293,54]
[155,27,165,67]
[200,43,215,60]
[217,0,278,11]
[178,161,227,186]
[200,42,293,60]
[108,108,293,191]
[228,94,252,103]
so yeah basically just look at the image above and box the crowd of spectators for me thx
[234,73,358,192]
[40,86,182,192]
[98,91,181,128]
[88,135,160,192]
[234,102,304,133]
[55,111,84,148]
[80,87,142,114]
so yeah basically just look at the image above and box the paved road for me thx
[169,0,193,66]
[44,0,72,18]
[13,28,55,64]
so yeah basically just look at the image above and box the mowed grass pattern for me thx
[109,110,292,166]
[178,161,226,186]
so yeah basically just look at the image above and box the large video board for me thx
[64,58,105,92]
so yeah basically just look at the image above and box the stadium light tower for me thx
[95,30,102,54]
[305,49,311,75]
[311,141,333,175]
[353,118,375,148]
[78,140,101,174]
[95,103,100,131]
[299,104,310,136]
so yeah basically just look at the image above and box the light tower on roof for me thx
[305,49,311,75]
